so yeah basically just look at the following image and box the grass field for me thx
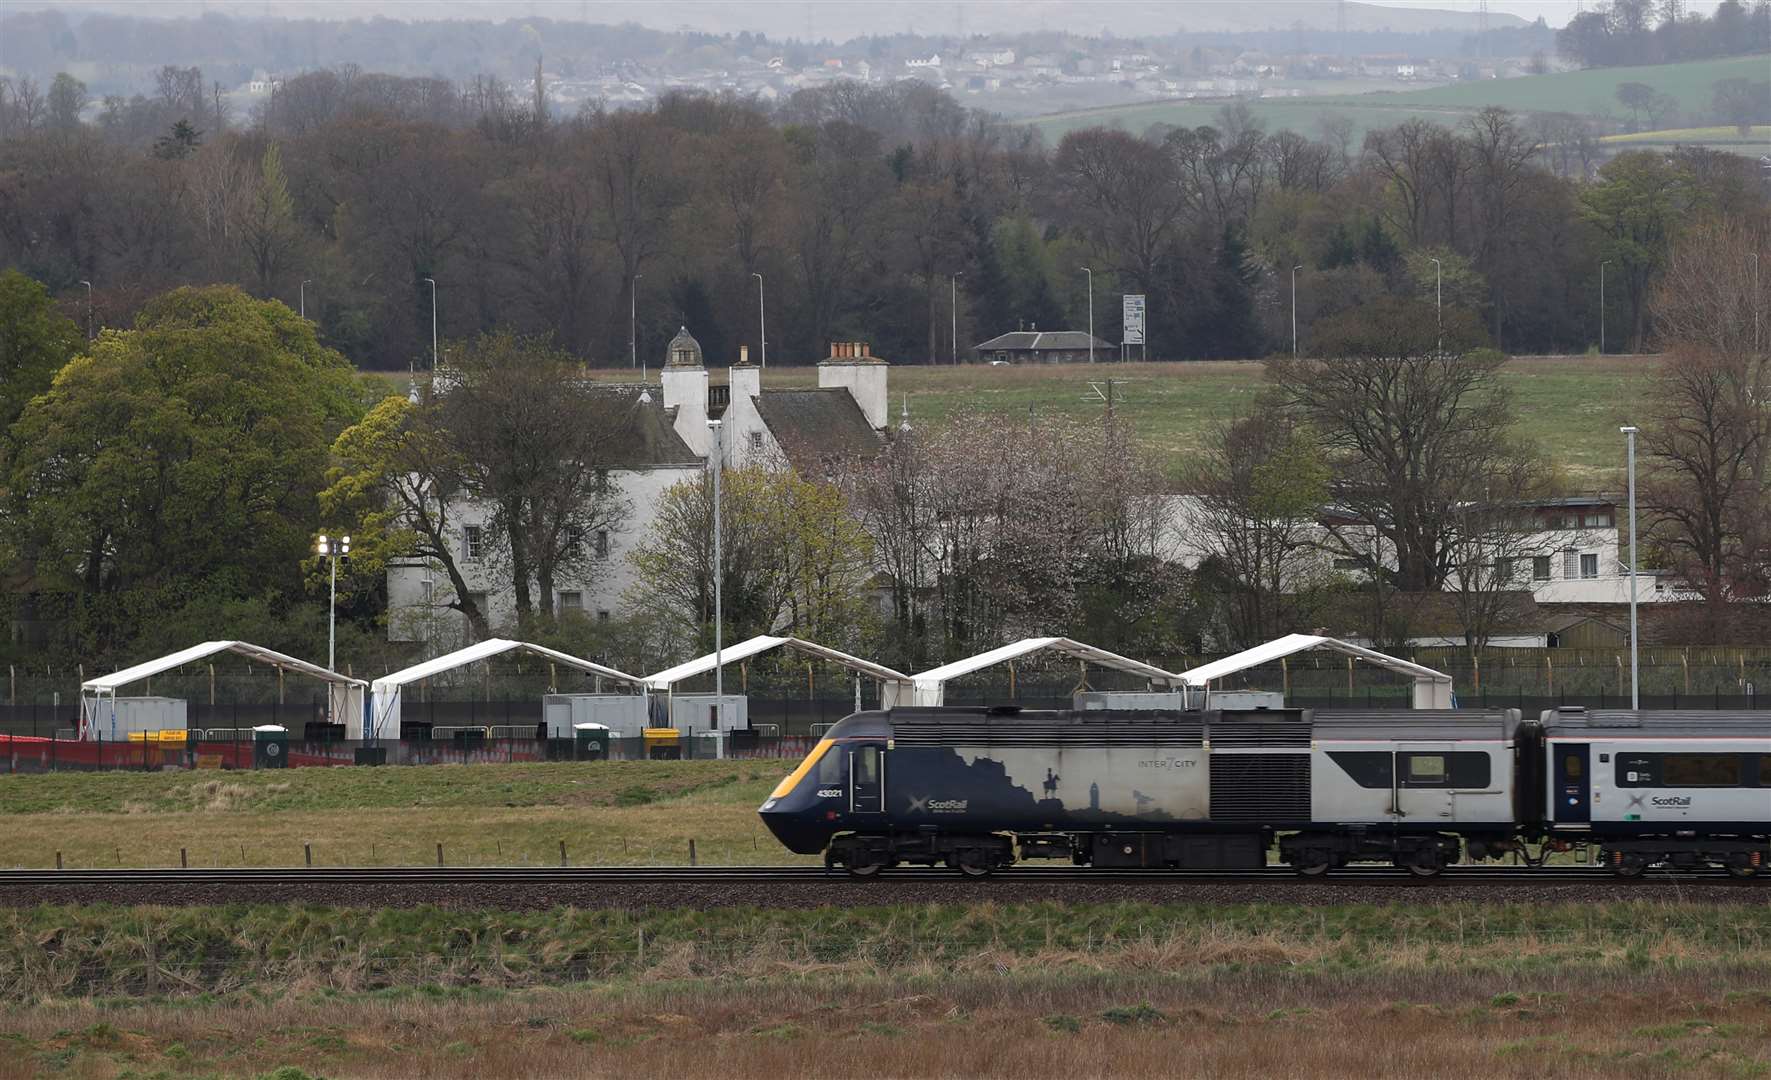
[1602,124,1771,153]
[0,761,809,869]
[0,900,1764,1078]
[1029,55,1771,144]
[575,356,1650,487]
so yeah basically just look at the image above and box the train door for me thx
[1552,742,1591,826]
[850,744,884,816]
[1393,745,1456,823]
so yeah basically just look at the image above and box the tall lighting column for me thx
[1600,260,1610,354]
[753,272,766,370]
[950,271,964,364]
[630,274,643,371]
[1291,265,1303,358]
[706,419,724,740]
[316,533,351,709]
[1079,266,1095,364]
[79,279,93,341]
[1620,425,1639,710]
[1428,257,1442,355]
[424,277,438,369]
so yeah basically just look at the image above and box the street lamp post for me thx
[1599,260,1610,354]
[423,277,438,369]
[1291,265,1302,358]
[300,279,312,320]
[79,279,93,341]
[630,274,643,372]
[1428,257,1442,355]
[706,419,724,743]
[316,533,351,705]
[950,271,964,364]
[752,272,766,370]
[1079,266,1095,364]
[1620,426,1639,710]
[1751,252,1761,354]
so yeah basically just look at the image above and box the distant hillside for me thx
[38,0,1528,39]
[1030,55,1771,145]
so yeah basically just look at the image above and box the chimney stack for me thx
[739,344,750,364]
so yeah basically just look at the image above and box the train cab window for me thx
[856,746,879,784]
[1662,753,1741,787]
[1405,755,1446,783]
[816,746,845,785]
[1563,754,1582,779]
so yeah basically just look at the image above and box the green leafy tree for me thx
[627,466,875,654]
[2,286,362,651]
[1579,151,1695,352]
[0,270,81,434]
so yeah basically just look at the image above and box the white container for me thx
[98,696,189,741]
[668,693,748,734]
[541,694,649,739]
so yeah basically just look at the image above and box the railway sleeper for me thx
[1280,831,1463,876]
[826,832,1014,877]
[1599,838,1770,878]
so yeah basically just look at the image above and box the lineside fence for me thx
[0,733,820,774]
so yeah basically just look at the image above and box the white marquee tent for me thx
[644,635,916,708]
[79,640,366,741]
[910,637,1183,707]
[367,638,646,741]
[1178,633,1455,709]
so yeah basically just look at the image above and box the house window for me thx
[559,591,583,612]
[596,610,611,622]
[1563,550,1580,579]
[464,525,484,561]
[1532,556,1551,581]
[750,430,764,453]
[1583,512,1611,528]
[1580,553,1599,579]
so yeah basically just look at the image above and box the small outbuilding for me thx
[972,330,1114,364]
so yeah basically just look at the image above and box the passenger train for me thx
[757,706,1770,877]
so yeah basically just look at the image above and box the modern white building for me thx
[385,330,892,648]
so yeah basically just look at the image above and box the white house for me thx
[384,329,892,648]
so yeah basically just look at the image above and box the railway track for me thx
[0,864,1753,886]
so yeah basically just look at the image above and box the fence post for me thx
[436,842,444,867]
[304,843,312,867]
[559,839,567,867]
[180,848,187,869]
[689,838,697,866]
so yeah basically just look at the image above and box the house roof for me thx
[754,388,881,471]
[588,385,701,468]
[974,331,1114,352]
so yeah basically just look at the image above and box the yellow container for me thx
[642,728,680,747]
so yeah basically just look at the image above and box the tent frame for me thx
[78,640,366,742]
[1177,633,1454,709]
[644,635,916,712]
[367,638,646,742]
[910,637,1182,707]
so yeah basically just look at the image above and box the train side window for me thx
[1662,753,1741,787]
[1405,755,1446,783]
[816,747,844,785]
[856,746,879,784]
[1761,755,1771,788]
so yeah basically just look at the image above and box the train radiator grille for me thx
[1209,753,1311,822]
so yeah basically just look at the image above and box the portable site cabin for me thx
[366,639,648,742]
[79,641,366,742]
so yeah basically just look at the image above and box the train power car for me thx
[758,706,1528,876]
[1531,708,1770,878]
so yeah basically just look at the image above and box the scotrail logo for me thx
[907,795,969,814]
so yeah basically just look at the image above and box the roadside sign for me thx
[1122,294,1146,345]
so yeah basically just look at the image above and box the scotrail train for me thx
[757,706,1770,878]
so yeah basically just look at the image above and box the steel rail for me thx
[0,865,1751,886]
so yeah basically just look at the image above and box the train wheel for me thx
[1609,856,1647,878]
[953,852,994,878]
[847,860,883,879]
[1293,858,1332,876]
[1404,861,1444,878]
[1725,863,1759,879]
